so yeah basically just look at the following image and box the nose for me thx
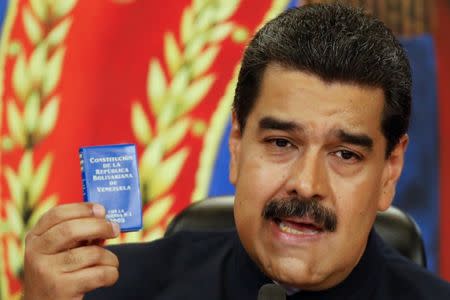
[285,149,328,200]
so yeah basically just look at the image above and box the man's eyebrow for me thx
[336,129,374,151]
[258,117,373,150]
[258,116,304,132]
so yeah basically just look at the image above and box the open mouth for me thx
[274,217,323,235]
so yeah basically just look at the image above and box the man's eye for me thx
[271,138,291,148]
[335,150,361,161]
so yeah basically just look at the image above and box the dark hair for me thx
[232,3,411,157]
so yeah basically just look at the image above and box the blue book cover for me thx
[79,144,142,232]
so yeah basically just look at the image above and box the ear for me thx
[378,134,409,211]
[229,112,242,185]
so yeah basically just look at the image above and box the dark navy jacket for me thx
[86,230,450,299]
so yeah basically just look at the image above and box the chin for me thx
[259,254,331,290]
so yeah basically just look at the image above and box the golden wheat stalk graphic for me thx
[0,0,77,298]
[118,0,243,244]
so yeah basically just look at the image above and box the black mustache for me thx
[262,196,337,232]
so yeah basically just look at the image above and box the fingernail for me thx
[92,204,105,217]
[111,222,120,236]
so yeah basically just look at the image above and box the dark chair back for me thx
[165,196,427,267]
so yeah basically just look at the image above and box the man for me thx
[23,3,450,299]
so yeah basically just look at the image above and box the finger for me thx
[55,246,119,273]
[91,239,106,247]
[32,203,106,236]
[66,266,119,296]
[34,218,120,254]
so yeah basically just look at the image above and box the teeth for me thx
[278,221,319,235]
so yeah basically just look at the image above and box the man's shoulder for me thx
[379,243,450,299]
[107,229,237,272]
[86,230,238,299]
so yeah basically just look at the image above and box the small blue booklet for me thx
[79,144,142,232]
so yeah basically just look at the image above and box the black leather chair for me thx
[165,195,427,267]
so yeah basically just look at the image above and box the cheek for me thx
[331,170,383,231]
[234,148,290,221]
[236,148,289,197]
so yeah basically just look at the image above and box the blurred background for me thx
[0,0,449,298]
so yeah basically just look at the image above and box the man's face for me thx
[229,64,407,290]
